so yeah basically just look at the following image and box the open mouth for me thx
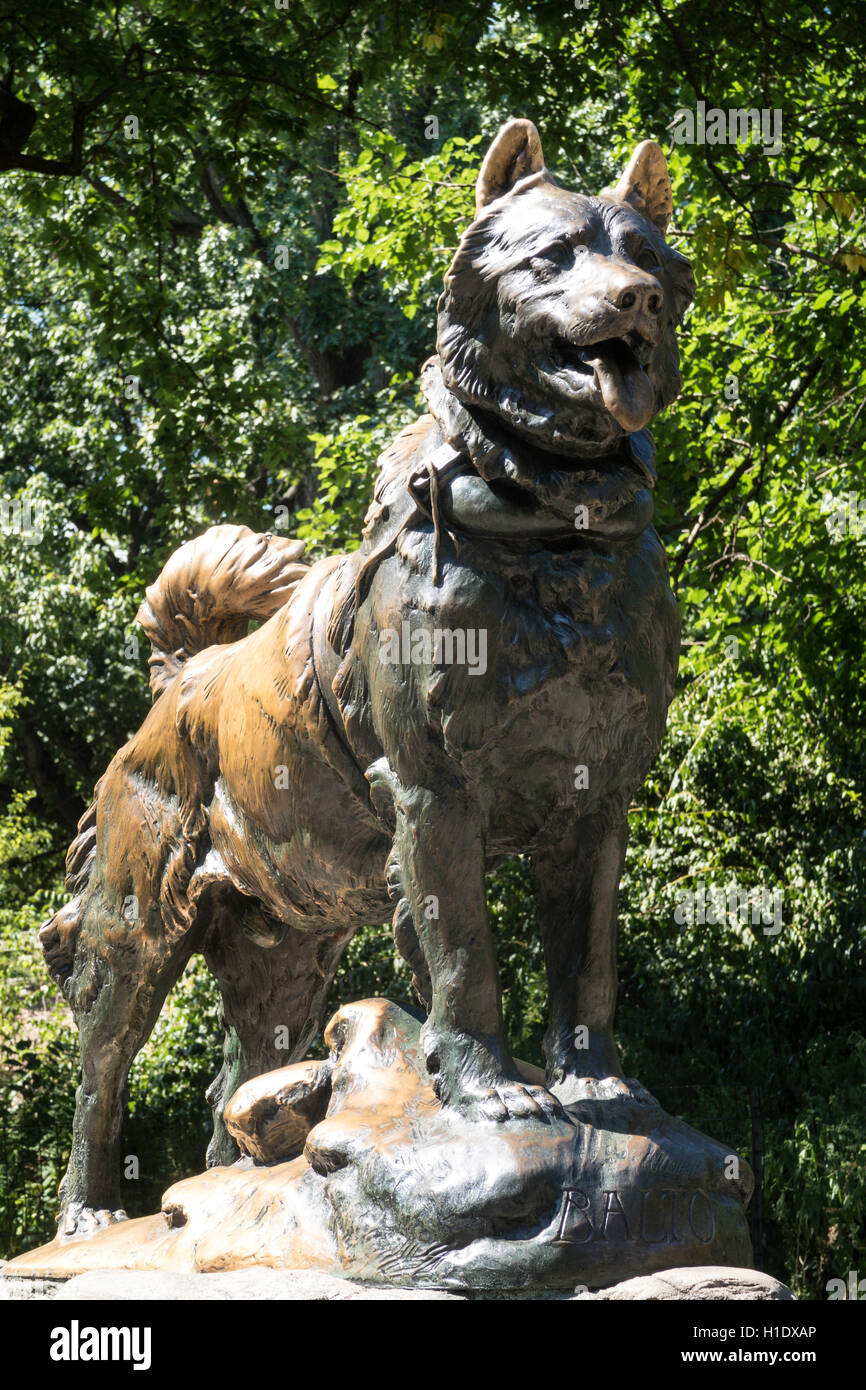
[550,331,655,432]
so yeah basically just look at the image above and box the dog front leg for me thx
[381,760,562,1124]
[532,813,629,1103]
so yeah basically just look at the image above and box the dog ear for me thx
[475,118,549,215]
[606,140,673,234]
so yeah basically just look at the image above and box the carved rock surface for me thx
[4,999,755,1293]
[223,1059,332,1163]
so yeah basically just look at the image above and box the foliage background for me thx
[0,0,864,1296]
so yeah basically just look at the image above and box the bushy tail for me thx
[38,797,99,988]
[136,524,308,698]
[39,526,308,985]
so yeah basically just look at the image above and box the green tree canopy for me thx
[0,0,864,1293]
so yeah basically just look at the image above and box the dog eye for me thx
[636,248,661,274]
[536,239,573,266]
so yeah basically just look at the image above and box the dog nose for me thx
[608,280,663,316]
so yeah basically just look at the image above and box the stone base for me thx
[0,1266,793,1301]
[4,999,755,1293]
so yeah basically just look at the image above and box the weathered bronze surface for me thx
[6,1000,752,1289]
[13,119,754,1289]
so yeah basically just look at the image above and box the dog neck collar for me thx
[419,357,656,537]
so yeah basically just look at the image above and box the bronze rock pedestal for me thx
[7,999,753,1293]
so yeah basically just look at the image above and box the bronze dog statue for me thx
[40,119,694,1237]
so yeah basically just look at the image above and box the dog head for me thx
[437,119,695,459]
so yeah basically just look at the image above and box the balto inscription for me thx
[554,1186,716,1245]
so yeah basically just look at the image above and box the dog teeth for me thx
[551,337,593,375]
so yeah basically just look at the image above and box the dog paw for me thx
[436,1075,568,1124]
[478,1080,567,1124]
[425,1026,570,1125]
[58,1202,128,1241]
[550,1073,655,1107]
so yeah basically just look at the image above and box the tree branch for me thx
[672,356,824,582]
[0,86,112,176]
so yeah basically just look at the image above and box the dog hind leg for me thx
[202,906,352,1166]
[58,920,198,1239]
[391,896,432,1010]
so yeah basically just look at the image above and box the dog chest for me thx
[363,523,679,836]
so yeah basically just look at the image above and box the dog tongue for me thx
[586,343,654,433]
